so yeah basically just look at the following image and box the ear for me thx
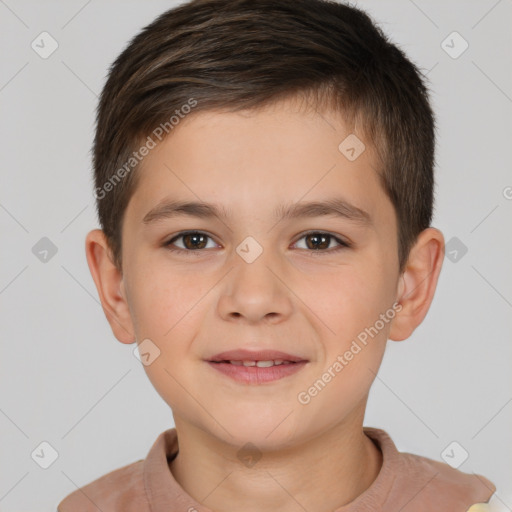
[388,227,445,342]
[85,229,135,344]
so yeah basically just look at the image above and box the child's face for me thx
[118,98,402,447]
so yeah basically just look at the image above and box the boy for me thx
[58,0,497,510]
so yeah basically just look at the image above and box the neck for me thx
[169,416,382,512]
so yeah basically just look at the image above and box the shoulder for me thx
[57,459,149,512]
[364,428,496,511]
[398,450,495,509]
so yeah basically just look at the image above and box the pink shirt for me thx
[57,426,496,511]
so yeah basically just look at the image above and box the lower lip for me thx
[207,361,308,384]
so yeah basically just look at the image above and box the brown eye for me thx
[181,232,208,250]
[294,231,350,253]
[165,231,217,253]
[305,233,330,250]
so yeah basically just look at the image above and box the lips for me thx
[206,349,309,384]
[208,349,307,364]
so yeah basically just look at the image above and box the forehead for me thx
[124,99,394,232]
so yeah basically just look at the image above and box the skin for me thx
[86,96,444,511]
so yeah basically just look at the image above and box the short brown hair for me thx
[93,0,436,274]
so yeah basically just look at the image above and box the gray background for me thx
[0,0,511,510]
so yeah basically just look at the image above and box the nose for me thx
[217,250,294,325]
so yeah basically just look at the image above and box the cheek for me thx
[313,265,382,327]
[126,262,202,344]
[127,267,206,409]
[302,272,390,416]
[312,262,395,366]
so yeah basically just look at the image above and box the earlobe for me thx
[389,227,445,342]
[85,229,136,344]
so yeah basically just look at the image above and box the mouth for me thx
[211,359,299,367]
[206,349,309,384]
[208,349,307,363]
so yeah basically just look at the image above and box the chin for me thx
[212,411,301,451]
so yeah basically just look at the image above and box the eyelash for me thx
[163,230,351,256]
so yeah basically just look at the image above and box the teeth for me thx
[228,360,292,367]
[255,360,274,367]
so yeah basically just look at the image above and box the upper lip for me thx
[208,349,308,363]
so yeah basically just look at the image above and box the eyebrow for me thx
[142,197,373,227]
